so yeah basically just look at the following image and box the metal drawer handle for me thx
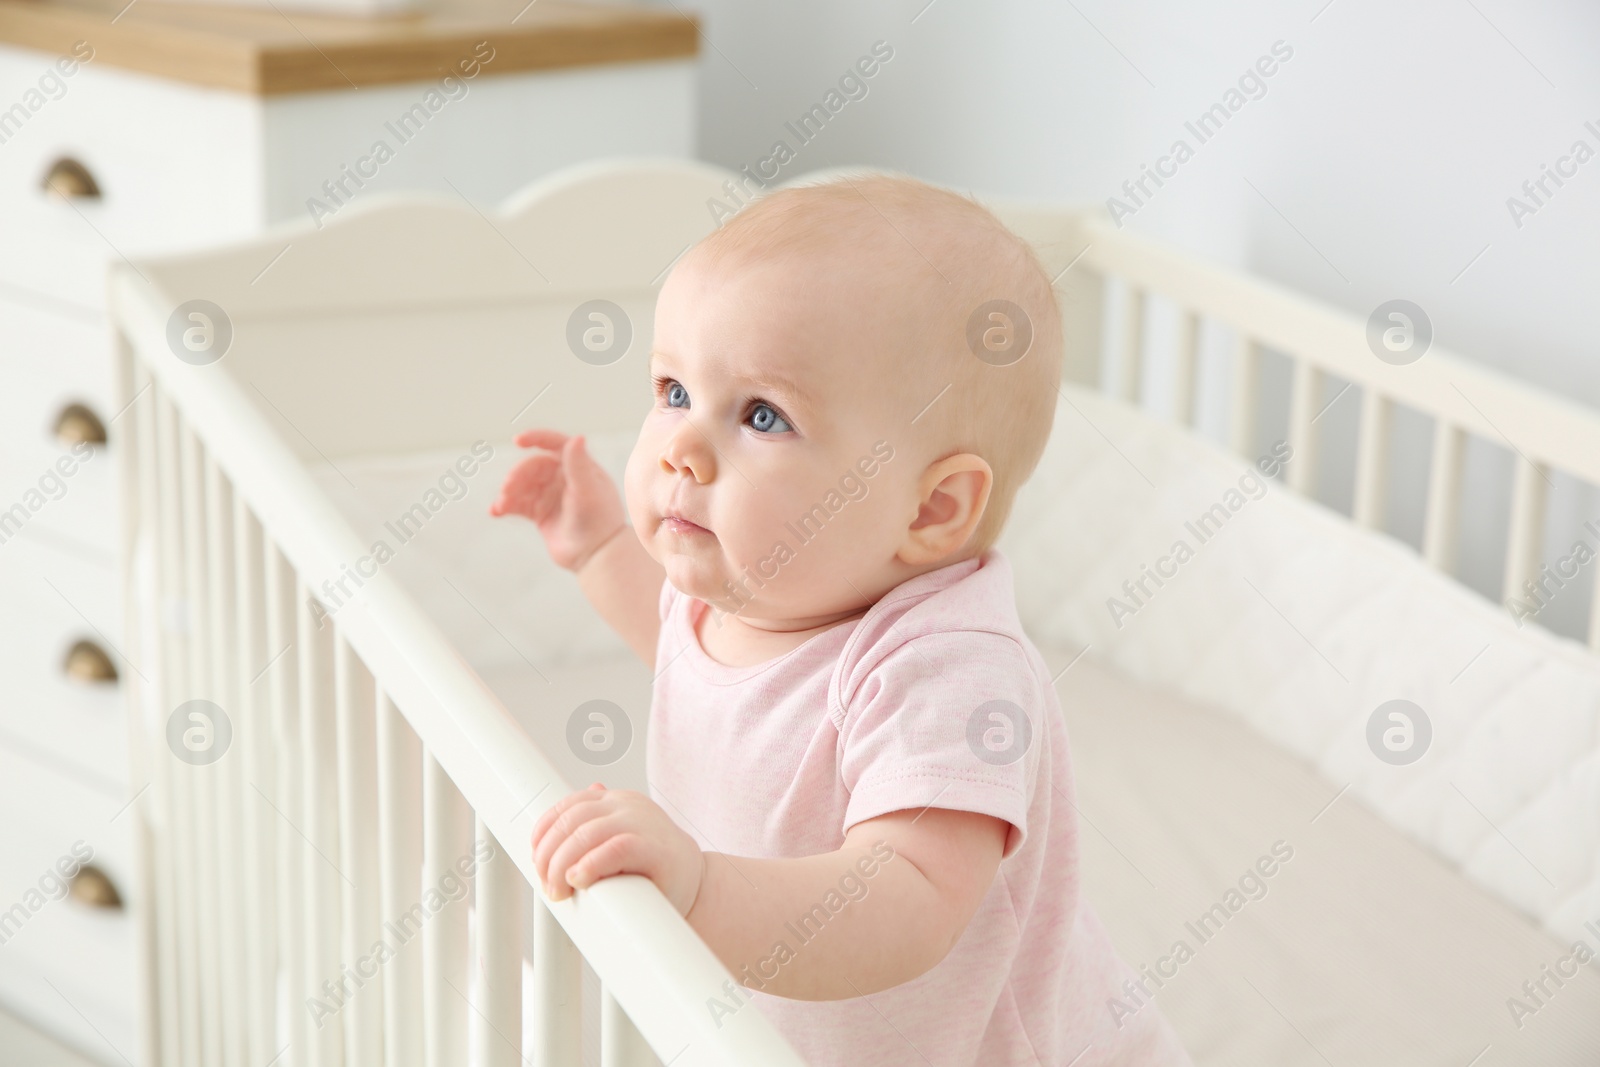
[63,640,118,684]
[69,865,122,909]
[54,403,106,447]
[40,157,101,200]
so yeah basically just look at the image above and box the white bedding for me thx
[1060,652,1600,1065]
[997,385,1600,947]
[305,381,1600,1063]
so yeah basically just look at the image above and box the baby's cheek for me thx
[621,447,649,525]
[738,486,792,532]
[711,491,792,564]
[748,485,871,574]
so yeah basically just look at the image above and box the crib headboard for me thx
[137,157,739,459]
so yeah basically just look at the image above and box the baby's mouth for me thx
[661,513,712,537]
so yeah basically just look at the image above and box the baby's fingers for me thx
[530,784,607,877]
[530,781,606,841]
[488,454,560,518]
[559,435,610,487]
[563,831,656,893]
[513,427,569,451]
[543,814,635,901]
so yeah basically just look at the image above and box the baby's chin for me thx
[658,551,732,604]
[659,549,778,615]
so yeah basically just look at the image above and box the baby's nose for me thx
[659,423,714,483]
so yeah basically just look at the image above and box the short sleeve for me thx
[838,630,1045,860]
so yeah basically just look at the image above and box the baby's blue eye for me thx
[749,403,792,434]
[665,381,688,408]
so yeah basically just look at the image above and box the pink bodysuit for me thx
[648,547,1191,1066]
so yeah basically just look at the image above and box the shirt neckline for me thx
[676,596,861,685]
[668,549,1000,687]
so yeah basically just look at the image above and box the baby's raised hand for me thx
[531,783,705,918]
[489,429,627,573]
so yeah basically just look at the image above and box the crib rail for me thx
[1043,214,1600,651]
[108,265,808,1067]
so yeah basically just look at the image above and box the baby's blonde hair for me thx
[694,170,1063,557]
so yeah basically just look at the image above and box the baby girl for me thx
[490,173,1191,1066]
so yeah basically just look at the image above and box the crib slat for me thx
[1119,285,1145,404]
[136,375,180,1065]
[1423,421,1464,571]
[1173,309,1199,428]
[1286,360,1321,496]
[205,454,251,1067]
[600,988,653,1067]
[155,391,204,1067]
[179,422,229,1067]
[266,544,309,1066]
[127,362,180,1067]
[534,897,584,1067]
[1503,459,1549,601]
[335,638,384,1066]
[377,693,425,1067]
[113,342,165,1067]
[234,496,278,1067]
[1057,264,1105,388]
[1229,335,1259,457]
[1353,389,1391,530]
[423,754,471,1067]
[474,815,523,1067]
[298,581,345,1067]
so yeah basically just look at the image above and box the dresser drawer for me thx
[0,537,127,788]
[0,288,108,406]
[0,50,120,316]
[0,741,137,1066]
[0,44,261,313]
[0,294,118,562]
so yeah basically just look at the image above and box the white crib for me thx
[105,158,1600,1067]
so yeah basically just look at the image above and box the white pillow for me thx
[999,382,1600,944]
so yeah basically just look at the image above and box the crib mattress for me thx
[1056,654,1600,1066]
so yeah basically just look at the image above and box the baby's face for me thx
[624,248,929,626]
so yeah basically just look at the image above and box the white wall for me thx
[669,0,1600,639]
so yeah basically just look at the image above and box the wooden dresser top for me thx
[0,0,698,95]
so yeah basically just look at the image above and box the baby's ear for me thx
[896,454,992,566]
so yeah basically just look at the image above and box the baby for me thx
[490,173,1191,1066]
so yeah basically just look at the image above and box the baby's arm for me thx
[687,807,1007,999]
[490,429,665,668]
[574,523,666,668]
[533,785,1008,1000]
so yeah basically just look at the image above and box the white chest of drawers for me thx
[0,3,696,1059]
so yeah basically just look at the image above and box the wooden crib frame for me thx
[105,158,1600,1067]
[1011,203,1600,644]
